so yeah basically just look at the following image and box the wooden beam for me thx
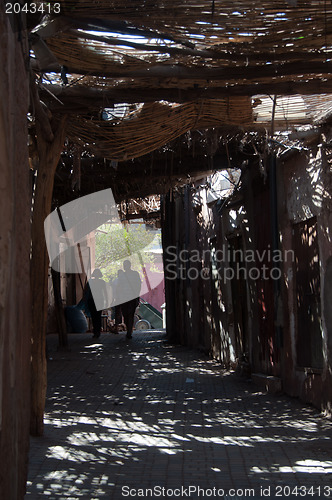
[38,59,332,80]
[30,32,61,73]
[79,171,211,203]
[52,154,221,204]
[40,77,332,113]
[30,74,55,141]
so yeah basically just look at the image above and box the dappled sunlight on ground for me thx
[26,331,332,499]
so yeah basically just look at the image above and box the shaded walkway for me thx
[26,331,332,499]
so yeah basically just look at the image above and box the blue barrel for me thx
[65,306,88,333]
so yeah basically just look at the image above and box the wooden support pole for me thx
[51,267,68,349]
[30,109,67,436]
[34,59,332,82]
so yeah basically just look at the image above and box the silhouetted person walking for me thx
[111,269,124,333]
[119,260,141,339]
[84,268,108,338]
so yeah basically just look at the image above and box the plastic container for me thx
[65,305,88,333]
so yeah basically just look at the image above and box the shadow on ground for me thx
[26,331,332,499]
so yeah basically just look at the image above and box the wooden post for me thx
[30,82,67,435]
[51,267,69,349]
[0,6,32,497]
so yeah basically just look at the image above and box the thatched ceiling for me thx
[28,0,332,199]
[32,1,332,89]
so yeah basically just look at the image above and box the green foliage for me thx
[95,223,162,282]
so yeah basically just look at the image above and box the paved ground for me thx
[26,331,332,499]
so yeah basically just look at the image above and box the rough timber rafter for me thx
[40,80,332,114]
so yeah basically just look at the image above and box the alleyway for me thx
[26,331,332,499]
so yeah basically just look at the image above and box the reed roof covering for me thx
[30,0,332,164]
[65,98,252,161]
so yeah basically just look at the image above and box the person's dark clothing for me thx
[84,277,107,338]
[88,295,102,338]
[121,298,139,338]
[114,304,122,325]
[116,263,141,338]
